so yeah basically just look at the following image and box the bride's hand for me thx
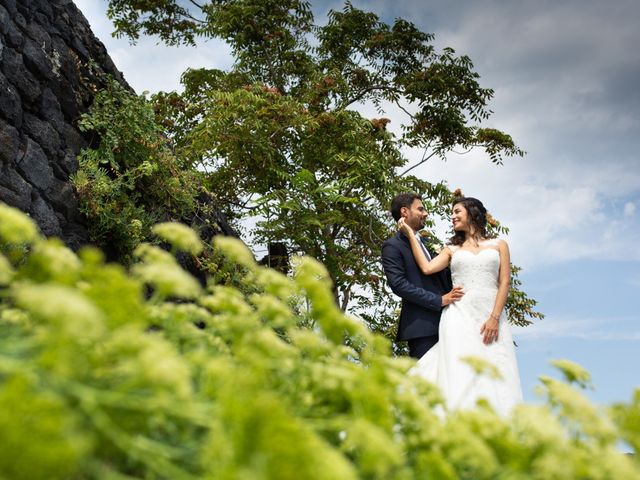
[480,316,499,345]
[397,218,414,236]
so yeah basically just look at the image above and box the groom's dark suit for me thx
[382,232,452,358]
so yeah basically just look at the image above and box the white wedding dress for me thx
[411,241,523,416]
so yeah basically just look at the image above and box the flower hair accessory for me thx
[485,212,498,227]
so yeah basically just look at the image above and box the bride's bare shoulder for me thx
[487,238,510,256]
[481,238,508,248]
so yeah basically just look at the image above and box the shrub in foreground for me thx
[0,203,638,479]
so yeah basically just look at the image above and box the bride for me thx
[398,196,522,416]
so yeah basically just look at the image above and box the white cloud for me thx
[624,202,636,217]
[513,315,640,342]
[75,0,232,94]
[109,39,232,94]
[417,139,640,267]
[393,0,640,270]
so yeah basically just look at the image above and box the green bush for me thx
[0,203,638,479]
[72,78,199,262]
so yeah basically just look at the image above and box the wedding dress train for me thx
[411,241,523,416]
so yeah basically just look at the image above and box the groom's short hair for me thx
[391,193,422,221]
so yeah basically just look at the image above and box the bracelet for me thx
[490,313,501,321]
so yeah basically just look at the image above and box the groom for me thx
[381,193,463,359]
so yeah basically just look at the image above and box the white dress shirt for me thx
[416,233,431,260]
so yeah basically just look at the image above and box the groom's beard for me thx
[412,218,426,231]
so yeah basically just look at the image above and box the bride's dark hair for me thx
[449,197,491,246]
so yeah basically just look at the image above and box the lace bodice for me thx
[449,240,501,292]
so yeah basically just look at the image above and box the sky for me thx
[75,0,640,406]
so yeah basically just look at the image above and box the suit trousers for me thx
[408,335,439,359]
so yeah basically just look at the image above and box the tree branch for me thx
[187,0,204,10]
[399,147,436,177]
[336,84,402,110]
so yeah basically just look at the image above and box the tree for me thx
[102,0,541,342]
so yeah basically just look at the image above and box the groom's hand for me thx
[442,286,464,306]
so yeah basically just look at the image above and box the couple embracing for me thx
[381,193,522,416]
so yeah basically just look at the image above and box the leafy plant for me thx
[0,203,637,479]
[72,77,199,261]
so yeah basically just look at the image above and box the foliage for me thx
[71,76,199,261]
[0,203,638,479]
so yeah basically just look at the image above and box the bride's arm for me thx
[399,219,451,275]
[492,239,511,317]
[481,239,511,344]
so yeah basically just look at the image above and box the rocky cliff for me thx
[0,0,130,248]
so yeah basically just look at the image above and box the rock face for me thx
[0,0,127,248]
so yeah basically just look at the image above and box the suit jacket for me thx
[381,232,453,340]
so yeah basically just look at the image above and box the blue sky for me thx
[76,0,640,405]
